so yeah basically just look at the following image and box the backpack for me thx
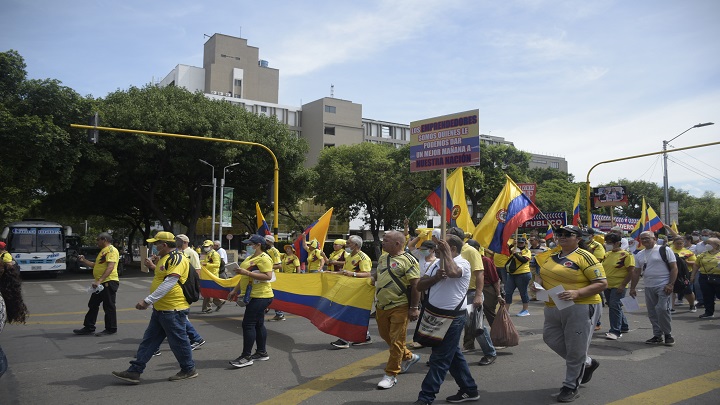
[172,251,200,304]
[658,247,690,294]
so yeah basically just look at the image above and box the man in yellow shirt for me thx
[331,235,372,349]
[73,232,120,337]
[112,231,197,384]
[200,239,224,313]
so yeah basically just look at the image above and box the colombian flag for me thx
[644,203,664,233]
[544,224,554,241]
[256,202,271,236]
[472,175,540,255]
[629,197,647,241]
[426,168,475,233]
[293,208,333,270]
[199,267,374,342]
[572,187,581,226]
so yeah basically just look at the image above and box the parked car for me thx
[70,246,124,276]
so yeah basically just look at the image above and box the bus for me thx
[1,219,72,276]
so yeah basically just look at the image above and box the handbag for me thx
[412,262,466,347]
[490,304,520,347]
[467,304,485,336]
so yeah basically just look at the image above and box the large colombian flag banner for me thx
[293,208,333,270]
[472,175,540,255]
[199,267,374,342]
[426,167,475,234]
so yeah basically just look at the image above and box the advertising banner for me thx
[221,187,233,227]
[522,211,567,228]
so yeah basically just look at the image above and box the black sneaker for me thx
[153,349,161,357]
[229,355,254,368]
[168,368,198,381]
[557,386,579,402]
[699,313,715,319]
[446,390,480,403]
[331,339,350,349]
[478,355,496,366]
[351,336,372,346]
[412,401,431,405]
[580,359,599,384]
[112,370,141,384]
[94,330,116,337]
[73,327,94,335]
[664,335,675,346]
[645,336,664,345]
[250,351,270,361]
[190,339,206,350]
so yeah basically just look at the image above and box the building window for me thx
[381,126,391,139]
[324,143,335,149]
[550,161,560,169]
[234,79,242,87]
[324,126,336,135]
[325,105,336,113]
[260,106,267,113]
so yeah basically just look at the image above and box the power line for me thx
[671,147,720,175]
[667,155,720,186]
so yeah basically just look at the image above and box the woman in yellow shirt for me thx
[227,234,274,368]
[692,237,720,319]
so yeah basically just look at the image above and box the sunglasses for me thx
[556,232,576,237]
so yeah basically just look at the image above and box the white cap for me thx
[432,229,441,240]
[264,235,275,243]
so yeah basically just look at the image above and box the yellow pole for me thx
[70,124,281,239]
[585,140,720,228]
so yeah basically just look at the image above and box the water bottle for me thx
[86,284,105,294]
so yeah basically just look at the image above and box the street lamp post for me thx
[218,162,240,245]
[198,159,217,241]
[662,122,714,225]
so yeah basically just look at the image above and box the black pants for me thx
[699,274,720,315]
[83,281,119,332]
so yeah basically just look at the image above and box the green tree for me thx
[313,143,432,257]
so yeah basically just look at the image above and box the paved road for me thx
[1,268,719,404]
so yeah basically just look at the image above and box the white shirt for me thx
[635,245,675,288]
[215,247,228,264]
[424,255,471,310]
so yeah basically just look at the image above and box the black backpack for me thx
[658,247,690,293]
[172,250,201,304]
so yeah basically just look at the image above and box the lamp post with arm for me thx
[662,122,714,225]
[199,159,217,241]
[218,162,240,243]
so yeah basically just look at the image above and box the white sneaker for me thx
[400,354,421,374]
[605,332,619,340]
[377,374,397,389]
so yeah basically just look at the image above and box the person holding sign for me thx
[532,225,607,403]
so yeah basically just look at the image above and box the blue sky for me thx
[3,0,719,199]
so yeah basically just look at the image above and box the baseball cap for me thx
[264,235,275,243]
[147,231,175,243]
[333,239,346,246]
[243,234,265,245]
[559,225,583,236]
[202,239,214,247]
[175,234,190,243]
[308,239,319,249]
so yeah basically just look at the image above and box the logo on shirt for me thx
[563,261,574,267]
[390,261,397,268]
[594,269,602,278]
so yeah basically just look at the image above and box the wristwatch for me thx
[353,272,356,277]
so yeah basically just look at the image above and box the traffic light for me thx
[87,112,99,144]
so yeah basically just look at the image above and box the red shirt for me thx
[482,256,499,285]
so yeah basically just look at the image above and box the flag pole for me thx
[440,168,447,272]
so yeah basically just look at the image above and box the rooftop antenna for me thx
[203,34,211,39]
[330,84,334,98]
[239,27,242,38]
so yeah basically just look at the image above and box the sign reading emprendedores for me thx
[409,109,480,172]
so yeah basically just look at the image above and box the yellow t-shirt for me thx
[696,251,720,275]
[376,252,420,310]
[536,248,606,306]
[602,250,635,289]
[343,251,372,273]
[328,249,347,271]
[280,253,300,273]
[151,251,189,311]
[266,246,282,265]
[671,246,696,265]
[240,252,274,298]
[460,244,484,290]
[586,240,606,261]
[306,249,324,271]
[202,249,221,276]
[93,245,120,283]
[505,247,532,275]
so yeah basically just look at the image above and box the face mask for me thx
[151,246,159,256]
[203,246,211,252]
[345,247,353,254]
[246,246,255,256]
[419,249,430,258]
[701,236,709,242]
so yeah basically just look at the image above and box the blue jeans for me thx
[418,314,478,403]
[505,272,531,305]
[185,316,202,343]
[477,324,496,357]
[603,288,628,335]
[129,309,194,374]
[241,298,273,356]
